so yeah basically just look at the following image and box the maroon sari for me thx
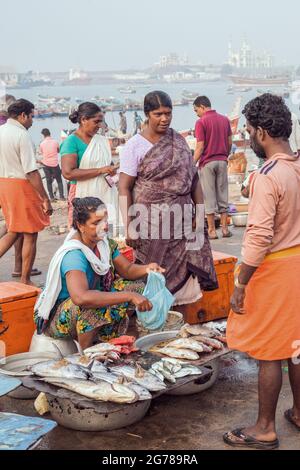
[133,129,217,294]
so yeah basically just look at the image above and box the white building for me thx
[228,39,274,69]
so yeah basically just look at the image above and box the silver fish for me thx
[167,338,206,353]
[31,359,90,380]
[174,366,203,379]
[149,369,165,383]
[66,355,94,368]
[150,346,199,361]
[84,343,121,356]
[192,336,223,350]
[112,365,166,391]
[41,377,137,403]
[180,324,216,338]
[151,363,176,384]
[91,369,152,401]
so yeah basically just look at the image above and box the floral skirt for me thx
[45,279,144,341]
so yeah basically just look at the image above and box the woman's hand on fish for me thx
[146,263,165,274]
[230,287,246,315]
[130,293,153,312]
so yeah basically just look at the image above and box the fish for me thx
[111,365,166,391]
[149,369,165,383]
[166,338,206,353]
[66,355,94,368]
[31,359,90,380]
[84,343,121,356]
[41,377,138,403]
[151,363,176,384]
[90,369,152,401]
[191,336,224,350]
[150,346,199,361]
[180,324,216,338]
[174,366,203,379]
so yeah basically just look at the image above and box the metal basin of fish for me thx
[135,332,220,395]
[0,352,60,377]
[166,359,220,396]
[46,395,151,432]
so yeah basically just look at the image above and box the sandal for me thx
[223,428,279,450]
[284,409,300,431]
[208,233,219,240]
[12,268,42,278]
[222,231,233,238]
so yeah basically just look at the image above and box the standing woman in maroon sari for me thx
[119,91,217,315]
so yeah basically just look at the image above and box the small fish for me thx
[111,365,166,391]
[84,343,121,356]
[66,355,94,368]
[31,359,90,380]
[41,377,137,403]
[192,336,224,350]
[180,324,216,338]
[174,366,203,379]
[91,369,152,401]
[151,363,176,384]
[167,338,206,353]
[149,369,165,383]
[150,346,199,361]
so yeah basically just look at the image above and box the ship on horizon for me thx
[229,74,291,86]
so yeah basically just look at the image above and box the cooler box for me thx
[0,283,40,356]
[184,251,238,325]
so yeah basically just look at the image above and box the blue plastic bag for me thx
[136,271,175,331]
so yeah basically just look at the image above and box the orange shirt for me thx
[242,153,300,267]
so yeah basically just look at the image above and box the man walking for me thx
[193,96,232,239]
[39,128,65,201]
[119,111,127,135]
[0,99,53,285]
[225,94,300,449]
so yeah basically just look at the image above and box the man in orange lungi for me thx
[224,94,300,449]
[0,99,53,285]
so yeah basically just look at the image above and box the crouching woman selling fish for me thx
[34,197,164,350]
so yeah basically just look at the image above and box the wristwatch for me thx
[235,278,247,290]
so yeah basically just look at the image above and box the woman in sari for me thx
[61,102,118,228]
[35,197,164,350]
[119,91,217,315]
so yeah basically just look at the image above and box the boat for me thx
[118,86,136,94]
[229,75,290,86]
[172,99,189,107]
[181,90,199,102]
[34,109,54,119]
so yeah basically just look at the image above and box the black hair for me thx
[144,91,173,115]
[243,93,292,140]
[41,128,50,137]
[8,99,34,118]
[193,96,211,108]
[69,102,102,124]
[72,197,106,229]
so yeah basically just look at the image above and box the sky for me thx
[0,0,298,72]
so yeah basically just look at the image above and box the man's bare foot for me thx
[240,424,277,443]
[208,231,218,240]
[19,279,38,287]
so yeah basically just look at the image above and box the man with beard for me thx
[224,94,300,450]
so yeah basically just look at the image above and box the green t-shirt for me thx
[60,134,88,184]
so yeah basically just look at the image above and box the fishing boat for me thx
[181,90,199,102]
[118,86,136,94]
[229,74,290,86]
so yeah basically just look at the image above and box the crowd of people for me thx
[0,89,300,449]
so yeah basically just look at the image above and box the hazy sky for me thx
[0,0,298,72]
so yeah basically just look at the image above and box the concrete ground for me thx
[0,192,299,450]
